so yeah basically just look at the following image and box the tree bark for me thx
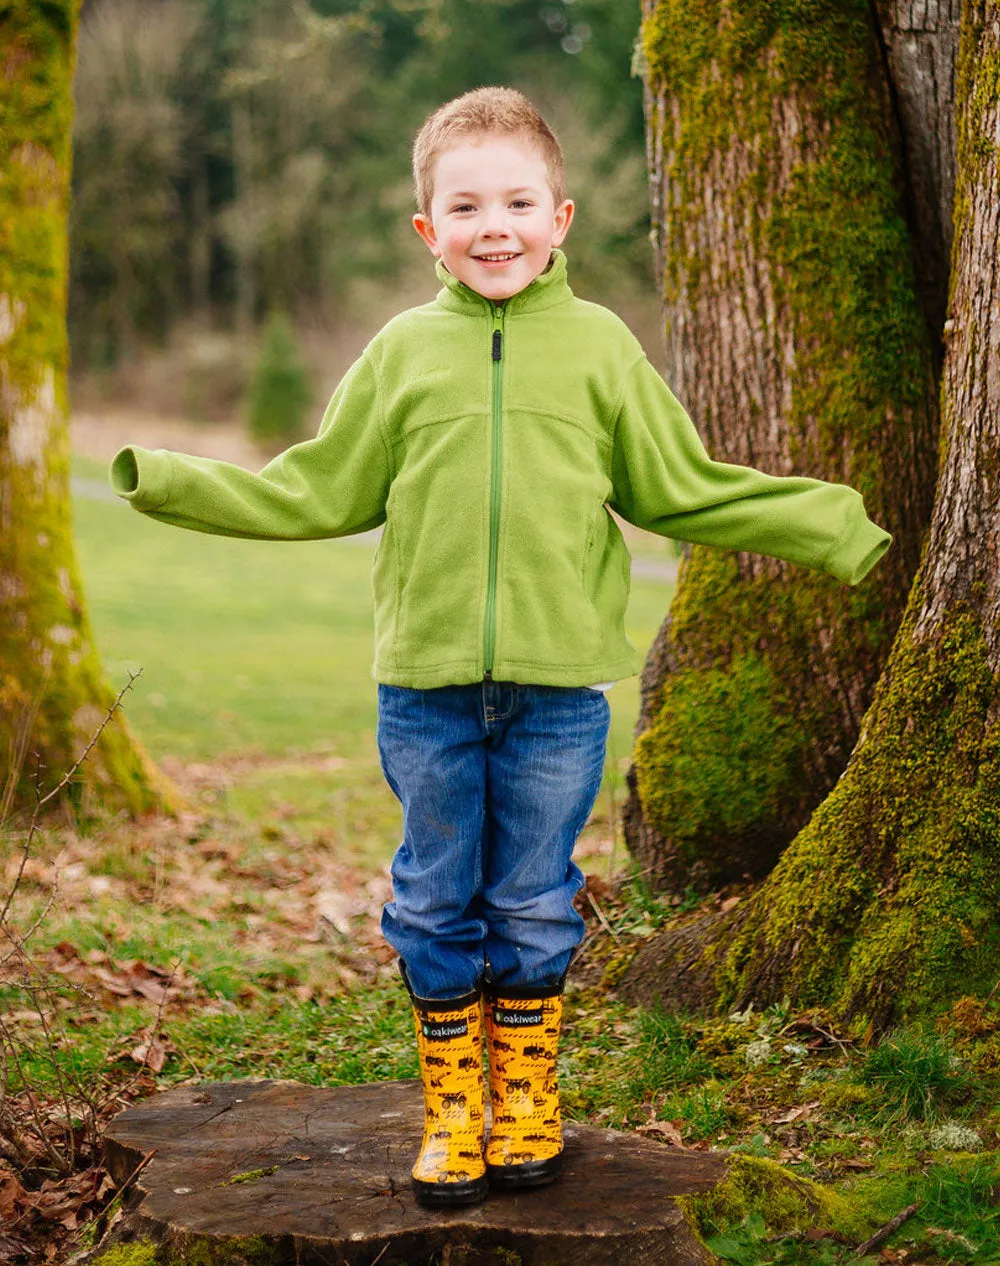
[873,0,962,345]
[0,0,171,817]
[624,0,941,892]
[625,0,1000,1031]
[720,0,1000,1028]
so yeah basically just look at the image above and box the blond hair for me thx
[412,87,567,216]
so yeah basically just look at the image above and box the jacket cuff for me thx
[824,515,892,586]
[109,446,172,511]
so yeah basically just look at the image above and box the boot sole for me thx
[486,1153,563,1190]
[412,1174,489,1207]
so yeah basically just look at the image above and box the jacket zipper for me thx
[483,304,505,679]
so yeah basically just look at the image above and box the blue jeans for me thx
[378,680,610,1000]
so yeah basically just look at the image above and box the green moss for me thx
[88,1244,160,1266]
[632,0,937,891]
[223,1166,279,1185]
[90,1233,282,1266]
[682,1153,865,1239]
[181,1235,280,1266]
[952,4,1000,254]
[816,1080,878,1115]
[634,649,806,873]
[722,605,1000,1026]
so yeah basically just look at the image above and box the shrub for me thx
[245,312,313,452]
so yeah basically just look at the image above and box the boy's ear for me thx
[552,199,575,247]
[412,213,441,256]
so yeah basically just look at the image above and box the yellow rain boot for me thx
[410,988,488,1207]
[484,985,564,1189]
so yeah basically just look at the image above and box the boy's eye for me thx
[451,203,476,213]
[510,199,533,209]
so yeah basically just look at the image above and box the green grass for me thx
[856,1026,975,1123]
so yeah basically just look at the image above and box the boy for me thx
[110,88,890,1208]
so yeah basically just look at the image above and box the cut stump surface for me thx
[96,1078,725,1265]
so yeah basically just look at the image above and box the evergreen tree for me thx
[246,311,313,451]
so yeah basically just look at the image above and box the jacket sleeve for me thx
[109,353,390,540]
[609,355,891,586]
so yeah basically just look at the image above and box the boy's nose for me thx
[480,208,511,236]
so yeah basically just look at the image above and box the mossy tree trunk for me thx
[624,0,943,892]
[0,1,170,817]
[719,0,1000,1028]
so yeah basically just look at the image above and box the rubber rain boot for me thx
[409,988,488,1207]
[484,984,564,1189]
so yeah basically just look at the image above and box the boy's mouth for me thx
[473,252,521,265]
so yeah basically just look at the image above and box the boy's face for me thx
[412,135,575,302]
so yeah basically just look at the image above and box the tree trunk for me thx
[624,0,942,893]
[719,0,1000,1028]
[873,0,963,346]
[0,0,171,817]
[92,1079,724,1266]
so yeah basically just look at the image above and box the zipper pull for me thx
[492,329,503,361]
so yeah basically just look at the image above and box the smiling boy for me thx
[111,87,890,1208]
[411,130,574,301]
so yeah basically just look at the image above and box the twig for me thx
[0,673,145,1176]
[28,976,84,1171]
[35,671,142,812]
[2,670,139,935]
[0,878,60,965]
[0,817,43,935]
[983,975,1000,1005]
[778,1018,856,1059]
[854,1202,919,1256]
[81,1148,159,1258]
[95,959,184,1115]
[586,888,618,939]
[0,1022,70,1175]
[117,1146,158,1189]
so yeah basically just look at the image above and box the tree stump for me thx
[89,1078,725,1265]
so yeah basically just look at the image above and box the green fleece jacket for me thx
[110,250,891,689]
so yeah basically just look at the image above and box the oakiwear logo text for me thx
[494,1007,544,1027]
[422,1020,469,1041]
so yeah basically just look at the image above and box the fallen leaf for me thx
[0,1232,32,1263]
[772,1101,820,1124]
[315,890,362,938]
[636,1119,685,1146]
[0,1168,26,1219]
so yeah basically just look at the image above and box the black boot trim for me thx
[483,980,564,1001]
[412,1172,488,1207]
[486,1152,563,1190]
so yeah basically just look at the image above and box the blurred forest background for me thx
[69,0,656,432]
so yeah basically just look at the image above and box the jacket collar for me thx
[434,249,574,316]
